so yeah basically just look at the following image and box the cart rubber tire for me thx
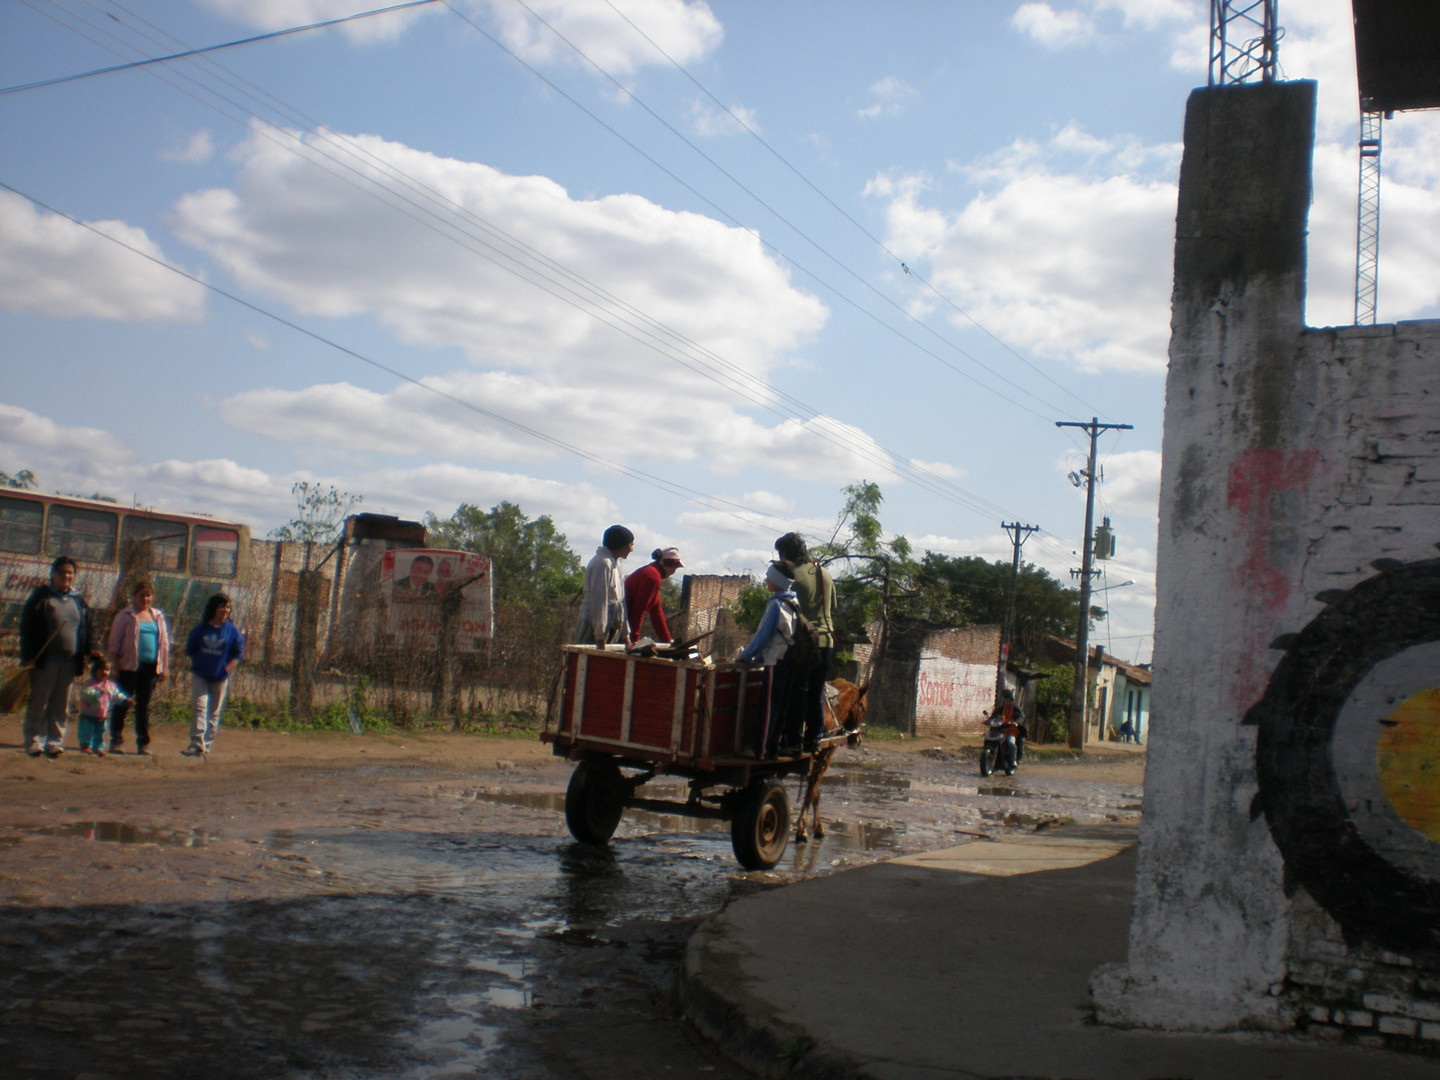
[731,778,790,870]
[565,759,625,845]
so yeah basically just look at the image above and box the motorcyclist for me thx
[997,689,1026,764]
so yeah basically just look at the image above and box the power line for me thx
[448,0,1072,424]
[0,180,808,536]
[33,0,1037,525]
[9,5,1144,554]
[0,0,442,96]
[597,0,1105,421]
[24,2,998,520]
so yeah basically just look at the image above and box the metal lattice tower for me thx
[1209,0,1279,86]
[1355,111,1383,325]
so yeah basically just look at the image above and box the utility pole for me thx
[994,521,1038,706]
[1056,417,1132,749]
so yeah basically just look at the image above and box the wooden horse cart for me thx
[542,645,857,869]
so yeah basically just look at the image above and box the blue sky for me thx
[5,0,1440,664]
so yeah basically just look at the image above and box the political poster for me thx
[381,548,493,650]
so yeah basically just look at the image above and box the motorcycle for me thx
[979,713,1020,777]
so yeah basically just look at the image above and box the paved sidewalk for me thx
[681,822,1440,1079]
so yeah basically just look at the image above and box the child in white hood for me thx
[739,563,800,757]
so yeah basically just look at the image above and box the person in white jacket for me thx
[738,563,800,757]
[571,525,634,647]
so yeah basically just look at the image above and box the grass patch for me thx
[151,681,543,739]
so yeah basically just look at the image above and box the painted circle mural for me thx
[1251,558,1440,957]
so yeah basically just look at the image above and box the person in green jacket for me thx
[774,532,835,752]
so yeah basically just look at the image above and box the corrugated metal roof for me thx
[1352,0,1440,112]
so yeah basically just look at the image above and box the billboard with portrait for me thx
[381,548,493,650]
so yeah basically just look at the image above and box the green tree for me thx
[424,502,584,707]
[424,502,581,607]
[907,554,1091,661]
[270,482,362,568]
[731,581,771,633]
[812,481,918,652]
[1,469,36,490]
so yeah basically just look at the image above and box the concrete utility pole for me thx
[1056,418,1132,748]
[994,521,1038,707]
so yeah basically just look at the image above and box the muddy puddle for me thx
[0,749,1143,1078]
[9,819,212,847]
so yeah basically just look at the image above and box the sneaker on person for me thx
[96,749,107,758]
[180,745,204,757]
[43,746,64,758]
[81,747,93,755]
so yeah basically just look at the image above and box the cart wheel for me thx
[731,778,790,870]
[565,759,625,844]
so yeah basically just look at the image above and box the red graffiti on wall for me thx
[1226,448,1324,708]
[916,670,955,708]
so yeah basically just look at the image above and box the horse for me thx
[795,678,869,843]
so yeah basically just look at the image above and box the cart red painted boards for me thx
[543,645,845,869]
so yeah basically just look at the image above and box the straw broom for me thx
[0,629,63,714]
[0,664,32,714]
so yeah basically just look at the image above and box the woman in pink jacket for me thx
[106,579,169,755]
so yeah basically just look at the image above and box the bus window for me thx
[192,528,239,578]
[44,505,118,564]
[0,496,43,555]
[120,516,188,572]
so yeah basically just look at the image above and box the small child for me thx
[77,655,128,757]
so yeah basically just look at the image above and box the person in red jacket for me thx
[625,547,683,644]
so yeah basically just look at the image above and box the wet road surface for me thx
[0,742,1144,1078]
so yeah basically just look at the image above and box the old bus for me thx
[0,490,251,646]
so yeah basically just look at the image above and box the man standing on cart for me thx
[775,532,836,753]
[572,525,634,647]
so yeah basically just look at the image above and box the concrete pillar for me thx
[1091,81,1317,1031]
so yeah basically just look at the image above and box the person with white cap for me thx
[625,545,683,645]
[737,562,801,758]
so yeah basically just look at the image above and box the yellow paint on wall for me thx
[1378,687,1440,844]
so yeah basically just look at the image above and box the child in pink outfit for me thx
[77,656,128,757]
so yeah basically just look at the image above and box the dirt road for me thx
[0,719,1145,1078]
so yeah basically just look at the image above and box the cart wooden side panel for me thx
[548,647,766,764]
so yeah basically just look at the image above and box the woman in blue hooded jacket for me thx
[182,594,245,756]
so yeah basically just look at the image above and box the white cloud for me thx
[689,99,759,137]
[200,0,437,43]
[0,192,206,322]
[909,458,966,480]
[219,372,896,483]
[477,0,723,76]
[161,130,214,164]
[1011,3,1096,49]
[857,75,916,119]
[0,402,125,465]
[872,137,1178,374]
[173,124,826,386]
[1305,137,1440,327]
[1011,0,1194,50]
[166,124,901,477]
[738,490,792,513]
[1094,448,1160,518]
[0,402,615,537]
